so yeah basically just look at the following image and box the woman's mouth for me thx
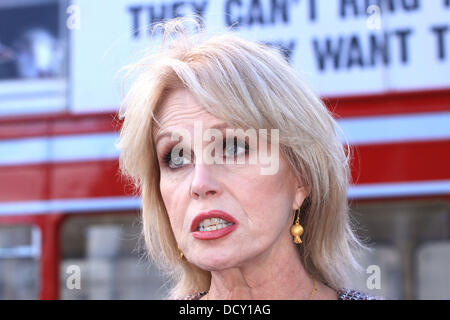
[191,210,238,240]
[197,218,234,231]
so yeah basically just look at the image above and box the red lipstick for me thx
[191,210,238,240]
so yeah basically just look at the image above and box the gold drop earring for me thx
[290,208,304,244]
[177,245,184,260]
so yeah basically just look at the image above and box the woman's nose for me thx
[190,163,221,200]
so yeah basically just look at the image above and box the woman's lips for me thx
[191,210,238,240]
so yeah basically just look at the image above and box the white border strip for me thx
[347,180,450,199]
[337,112,450,145]
[0,181,449,216]
[0,132,120,165]
[0,196,141,216]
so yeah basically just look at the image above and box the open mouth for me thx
[191,210,238,240]
[196,218,234,232]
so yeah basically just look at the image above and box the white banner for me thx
[70,0,450,112]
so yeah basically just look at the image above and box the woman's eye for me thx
[224,138,248,158]
[163,148,191,169]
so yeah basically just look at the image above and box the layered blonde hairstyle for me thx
[117,17,368,299]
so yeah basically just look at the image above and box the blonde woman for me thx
[117,17,379,300]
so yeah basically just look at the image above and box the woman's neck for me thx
[204,232,319,300]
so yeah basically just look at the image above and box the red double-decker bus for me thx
[0,0,449,300]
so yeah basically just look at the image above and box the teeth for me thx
[197,218,234,231]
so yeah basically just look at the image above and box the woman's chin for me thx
[191,252,238,271]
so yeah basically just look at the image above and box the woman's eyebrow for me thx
[154,131,172,146]
[154,123,231,146]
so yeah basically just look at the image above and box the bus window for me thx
[60,213,169,299]
[350,244,403,299]
[350,199,450,299]
[0,0,67,116]
[0,224,40,299]
[416,241,450,299]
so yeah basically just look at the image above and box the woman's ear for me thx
[292,184,310,210]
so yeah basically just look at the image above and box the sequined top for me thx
[178,288,382,300]
[336,288,382,300]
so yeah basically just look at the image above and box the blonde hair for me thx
[117,17,368,299]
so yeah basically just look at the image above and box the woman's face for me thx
[154,88,308,271]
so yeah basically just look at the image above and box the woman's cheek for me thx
[160,175,190,237]
[163,201,184,242]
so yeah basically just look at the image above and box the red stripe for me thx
[0,140,448,202]
[0,160,134,202]
[0,112,121,140]
[325,88,450,118]
[39,214,64,300]
[0,88,449,140]
[350,140,450,184]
